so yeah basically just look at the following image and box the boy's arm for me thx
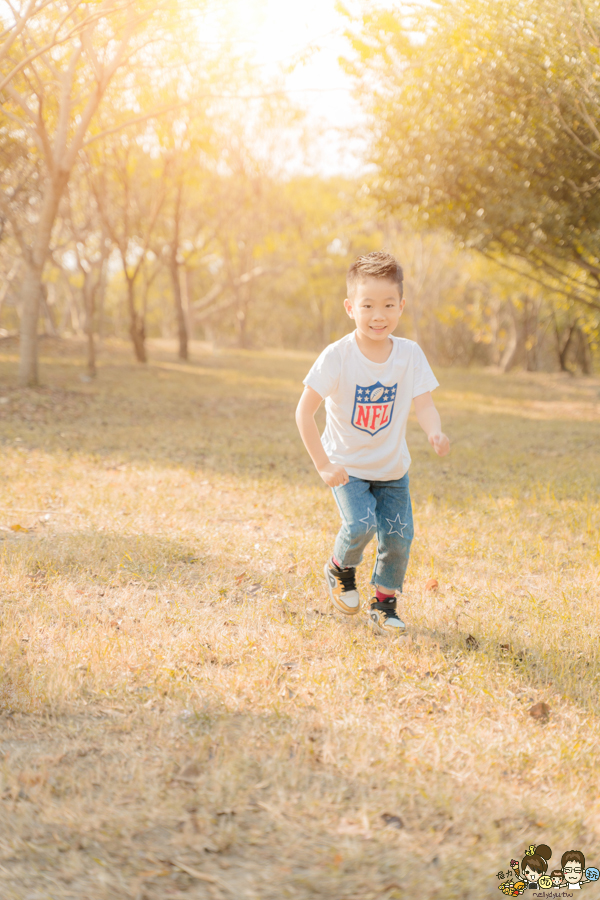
[295,386,349,487]
[413,391,450,457]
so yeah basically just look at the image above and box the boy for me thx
[295,251,449,635]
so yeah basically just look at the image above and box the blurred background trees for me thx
[1,0,599,380]
[343,0,600,372]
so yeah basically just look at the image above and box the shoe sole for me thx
[323,563,361,616]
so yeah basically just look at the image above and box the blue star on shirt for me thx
[359,508,377,534]
[385,514,408,537]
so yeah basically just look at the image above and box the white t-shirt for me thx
[303,331,439,480]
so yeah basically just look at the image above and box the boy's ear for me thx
[399,297,406,313]
[344,298,355,318]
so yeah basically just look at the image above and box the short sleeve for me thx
[303,344,341,399]
[412,343,439,398]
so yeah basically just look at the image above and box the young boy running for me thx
[295,251,450,635]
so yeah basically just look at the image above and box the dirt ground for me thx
[1,337,600,899]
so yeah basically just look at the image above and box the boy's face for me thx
[344,277,405,342]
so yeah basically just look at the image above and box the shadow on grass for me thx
[1,529,233,587]
[409,622,600,714]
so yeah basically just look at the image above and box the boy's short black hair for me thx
[346,251,404,300]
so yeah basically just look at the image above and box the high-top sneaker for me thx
[323,558,361,615]
[368,597,406,635]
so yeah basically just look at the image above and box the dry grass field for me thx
[1,337,600,900]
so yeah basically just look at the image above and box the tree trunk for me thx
[96,231,110,340]
[575,326,592,375]
[126,278,146,363]
[0,260,20,324]
[170,262,188,360]
[499,301,518,372]
[18,172,69,386]
[83,273,96,377]
[40,283,58,337]
[523,295,540,372]
[183,267,194,345]
[554,318,576,373]
[18,263,43,385]
[169,183,188,360]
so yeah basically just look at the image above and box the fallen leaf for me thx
[381,813,404,829]
[466,634,479,650]
[373,664,391,675]
[528,702,550,721]
[10,524,29,533]
[425,578,439,591]
[180,761,202,778]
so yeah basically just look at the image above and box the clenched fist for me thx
[318,462,350,487]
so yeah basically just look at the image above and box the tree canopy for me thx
[344,0,600,312]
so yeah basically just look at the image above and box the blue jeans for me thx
[331,473,413,593]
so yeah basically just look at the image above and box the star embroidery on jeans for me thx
[385,514,408,536]
[359,508,377,533]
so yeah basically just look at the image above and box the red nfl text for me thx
[354,402,393,433]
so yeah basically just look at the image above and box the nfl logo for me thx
[351,381,397,436]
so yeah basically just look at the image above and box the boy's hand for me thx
[429,432,450,456]
[318,462,349,487]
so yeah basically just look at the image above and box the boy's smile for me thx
[344,277,405,351]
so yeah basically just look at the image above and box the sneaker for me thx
[368,597,406,635]
[323,558,361,616]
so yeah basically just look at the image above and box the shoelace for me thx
[334,566,357,593]
[371,599,398,620]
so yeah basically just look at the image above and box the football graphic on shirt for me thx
[352,381,398,436]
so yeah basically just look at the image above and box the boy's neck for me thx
[354,329,394,363]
